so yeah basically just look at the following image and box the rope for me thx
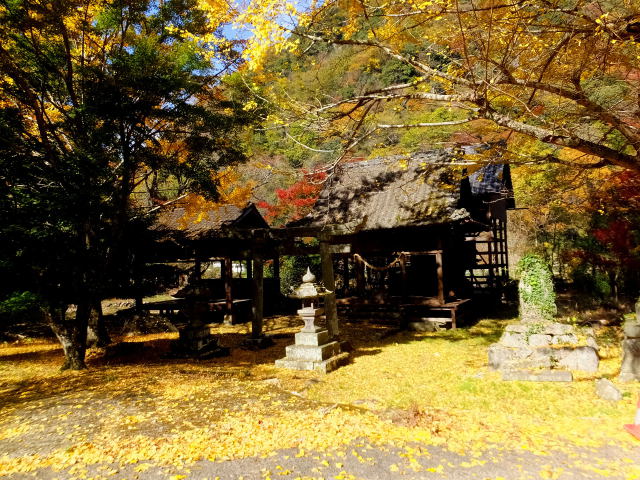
[353,253,406,271]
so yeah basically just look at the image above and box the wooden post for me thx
[435,250,445,305]
[355,254,365,297]
[320,239,339,338]
[132,255,144,313]
[246,259,253,279]
[343,256,350,296]
[273,255,280,281]
[251,256,264,338]
[273,255,281,310]
[487,233,494,290]
[223,257,233,324]
[400,254,407,303]
[193,257,202,282]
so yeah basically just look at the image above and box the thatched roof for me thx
[153,203,268,241]
[292,151,471,232]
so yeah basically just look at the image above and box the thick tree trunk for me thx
[87,300,111,348]
[49,300,90,370]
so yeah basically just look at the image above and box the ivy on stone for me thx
[517,254,557,323]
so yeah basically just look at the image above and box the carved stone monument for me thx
[619,298,640,382]
[489,256,598,380]
[275,269,348,373]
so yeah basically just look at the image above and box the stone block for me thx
[285,341,340,362]
[500,331,529,348]
[295,330,330,346]
[502,369,573,382]
[408,321,439,332]
[504,322,575,337]
[586,336,600,351]
[314,352,350,373]
[623,323,640,339]
[275,352,349,373]
[556,346,599,372]
[543,323,575,336]
[505,324,528,333]
[488,344,552,370]
[528,334,552,347]
[595,378,622,401]
[275,358,317,371]
[619,338,640,382]
[551,333,579,345]
[488,344,511,370]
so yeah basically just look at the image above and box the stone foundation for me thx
[276,328,348,373]
[168,323,229,359]
[488,323,599,376]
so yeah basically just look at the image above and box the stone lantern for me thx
[275,268,348,373]
[291,268,330,331]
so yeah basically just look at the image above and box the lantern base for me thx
[276,328,349,373]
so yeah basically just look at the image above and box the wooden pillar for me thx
[435,250,445,305]
[273,255,281,309]
[246,259,253,279]
[400,254,408,303]
[193,257,202,282]
[343,256,350,296]
[487,234,494,290]
[320,239,339,338]
[251,256,264,338]
[355,254,365,297]
[223,257,233,324]
[273,255,280,281]
[133,255,144,313]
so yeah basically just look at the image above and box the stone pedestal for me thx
[619,321,640,382]
[488,322,599,377]
[169,323,229,359]
[276,307,348,373]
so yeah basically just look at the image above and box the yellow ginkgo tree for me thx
[220,0,640,172]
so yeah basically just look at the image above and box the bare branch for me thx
[284,130,335,153]
[377,118,474,129]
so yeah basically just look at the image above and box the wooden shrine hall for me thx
[282,149,515,330]
[145,202,278,346]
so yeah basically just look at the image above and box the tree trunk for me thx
[87,299,111,348]
[49,301,90,370]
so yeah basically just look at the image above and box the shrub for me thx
[517,254,557,323]
[279,255,321,295]
[0,291,45,326]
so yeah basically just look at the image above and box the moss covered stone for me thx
[517,254,557,324]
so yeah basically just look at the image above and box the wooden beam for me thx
[320,240,339,338]
[330,244,352,254]
[251,257,264,338]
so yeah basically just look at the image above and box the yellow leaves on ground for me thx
[0,316,638,478]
